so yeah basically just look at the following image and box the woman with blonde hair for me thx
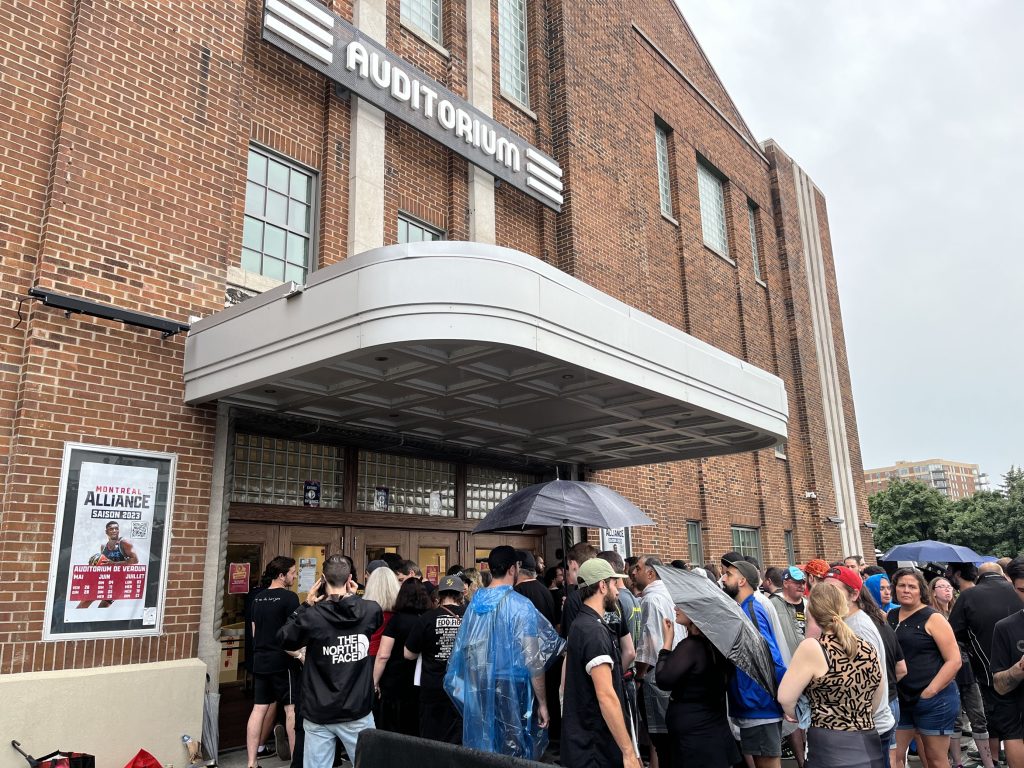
[363,566,399,656]
[928,577,955,619]
[778,581,884,767]
[459,567,484,602]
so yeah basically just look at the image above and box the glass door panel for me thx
[280,525,342,602]
[411,531,458,585]
[354,528,410,579]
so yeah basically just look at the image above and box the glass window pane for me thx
[407,224,422,242]
[698,162,729,256]
[748,203,762,281]
[247,150,267,183]
[290,171,310,202]
[465,466,537,520]
[263,257,285,282]
[289,201,310,230]
[655,125,672,218]
[230,433,343,507]
[267,160,290,193]
[241,248,262,273]
[498,0,529,106]
[401,0,442,44]
[266,191,288,225]
[245,182,266,217]
[287,233,308,266]
[243,217,263,250]
[357,450,457,516]
[241,146,317,285]
[285,262,305,283]
[397,219,408,244]
[264,224,286,257]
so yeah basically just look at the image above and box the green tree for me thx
[869,479,953,554]
[943,490,1018,557]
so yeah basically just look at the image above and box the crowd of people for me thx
[243,545,1024,768]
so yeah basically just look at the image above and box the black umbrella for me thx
[471,479,655,533]
[655,565,779,697]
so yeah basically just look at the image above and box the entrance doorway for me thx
[218,521,545,750]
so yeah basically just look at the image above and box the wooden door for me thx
[410,530,459,585]
[279,525,343,602]
[353,527,411,579]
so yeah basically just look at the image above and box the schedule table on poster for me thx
[70,565,147,601]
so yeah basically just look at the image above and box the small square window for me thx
[242,146,316,283]
[401,0,442,45]
[731,526,762,564]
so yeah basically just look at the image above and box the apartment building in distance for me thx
[865,459,989,500]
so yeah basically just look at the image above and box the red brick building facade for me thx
[0,0,870,757]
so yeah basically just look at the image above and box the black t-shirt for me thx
[405,604,466,690]
[561,588,629,641]
[878,620,904,702]
[562,604,627,768]
[515,579,556,626]
[990,610,1024,707]
[380,611,422,693]
[252,587,300,673]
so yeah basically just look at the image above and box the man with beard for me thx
[562,558,641,768]
[722,556,788,768]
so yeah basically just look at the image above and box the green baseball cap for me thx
[578,558,627,587]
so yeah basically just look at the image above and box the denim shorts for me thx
[897,683,960,736]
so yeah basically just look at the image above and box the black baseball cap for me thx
[515,549,537,571]
[438,575,466,594]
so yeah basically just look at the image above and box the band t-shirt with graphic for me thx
[406,604,466,689]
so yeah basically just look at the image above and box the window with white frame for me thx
[498,0,529,107]
[398,214,444,243]
[697,160,729,256]
[655,124,673,218]
[687,521,704,566]
[243,146,316,283]
[748,201,762,281]
[731,525,762,563]
[401,0,442,45]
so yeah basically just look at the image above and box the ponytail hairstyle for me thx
[808,581,859,660]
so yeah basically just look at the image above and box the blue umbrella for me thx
[881,539,987,563]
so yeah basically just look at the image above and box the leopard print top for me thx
[806,632,881,731]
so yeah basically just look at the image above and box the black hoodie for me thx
[278,594,383,724]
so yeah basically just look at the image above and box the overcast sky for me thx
[678,0,1024,485]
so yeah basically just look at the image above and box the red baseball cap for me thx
[827,565,863,592]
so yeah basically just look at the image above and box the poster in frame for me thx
[599,527,630,557]
[43,442,177,641]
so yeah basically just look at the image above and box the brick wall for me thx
[0,0,871,678]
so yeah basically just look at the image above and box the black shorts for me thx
[254,669,299,706]
[980,683,1024,741]
[739,722,782,757]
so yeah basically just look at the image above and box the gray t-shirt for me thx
[845,610,894,734]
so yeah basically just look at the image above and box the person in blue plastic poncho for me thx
[444,545,565,760]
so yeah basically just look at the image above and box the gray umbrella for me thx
[471,479,654,533]
[655,565,779,697]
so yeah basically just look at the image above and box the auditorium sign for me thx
[261,0,564,211]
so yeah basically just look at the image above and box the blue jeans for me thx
[880,698,900,768]
[303,713,375,768]
[898,684,960,737]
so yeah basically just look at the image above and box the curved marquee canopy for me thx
[184,242,787,470]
